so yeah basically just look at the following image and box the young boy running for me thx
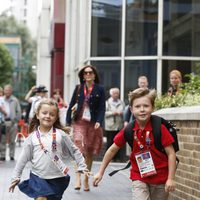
[93,88,176,200]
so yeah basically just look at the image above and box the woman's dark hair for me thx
[78,65,100,84]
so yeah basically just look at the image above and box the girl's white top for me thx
[12,127,87,180]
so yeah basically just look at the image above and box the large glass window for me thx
[89,0,197,98]
[163,0,200,56]
[161,60,196,94]
[126,0,158,56]
[91,61,121,98]
[124,60,157,103]
[91,1,122,56]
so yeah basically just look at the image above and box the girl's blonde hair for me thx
[128,88,157,107]
[28,98,69,134]
[170,69,182,81]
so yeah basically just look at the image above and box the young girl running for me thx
[9,99,89,200]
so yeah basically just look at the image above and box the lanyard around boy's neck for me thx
[36,128,57,152]
[134,130,151,150]
[84,83,94,102]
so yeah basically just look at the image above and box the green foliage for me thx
[0,14,37,68]
[0,14,36,56]
[155,73,200,110]
[0,43,13,84]
[0,14,36,98]
[182,73,200,94]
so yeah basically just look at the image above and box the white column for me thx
[37,0,52,95]
[121,0,126,101]
[157,0,164,95]
[64,0,92,102]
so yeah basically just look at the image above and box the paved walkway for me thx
[0,144,132,200]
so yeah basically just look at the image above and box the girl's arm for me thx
[164,144,176,192]
[10,136,33,188]
[93,143,120,186]
[62,134,87,172]
[9,179,20,193]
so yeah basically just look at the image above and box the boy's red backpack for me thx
[109,115,179,176]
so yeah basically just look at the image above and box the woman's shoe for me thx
[74,172,81,190]
[83,178,90,192]
[74,182,81,190]
[74,186,81,190]
[84,188,90,192]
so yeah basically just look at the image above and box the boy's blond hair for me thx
[128,88,157,107]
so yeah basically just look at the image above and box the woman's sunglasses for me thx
[83,71,94,75]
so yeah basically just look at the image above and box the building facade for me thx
[3,0,40,39]
[37,0,200,102]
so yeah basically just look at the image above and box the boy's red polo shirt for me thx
[114,119,174,184]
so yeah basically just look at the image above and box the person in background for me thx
[104,87,125,162]
[52,88,68,126]
[168,69,182,96]
[52,88,67,109]
[9,99,89,200]
[0,84,21,161]
[93,88,176,200]
[66,65,105,191]
[0,87,6,144]
[25,85,48,121]
[137,76,149,89]
[0,86,6,123]
[124,75,149,127]
[24,86,37,123]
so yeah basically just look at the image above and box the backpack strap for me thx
[109,121,135,176]
[123,121,135,149]
[151,115,179,166]
[108,161,131,176]
[151,115,165,153]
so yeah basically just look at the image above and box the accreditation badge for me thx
[135,151,157,178]
[82,106,91,121]
[52,154,69,176]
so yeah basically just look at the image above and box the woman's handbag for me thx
[71,103,78,121]
[71,85,80,121]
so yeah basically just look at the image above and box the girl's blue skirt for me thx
[18,172,70,200]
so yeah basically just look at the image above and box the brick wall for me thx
[168,120,200,200]
[153,106,200,200]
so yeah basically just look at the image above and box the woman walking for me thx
[66,65,105,191]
